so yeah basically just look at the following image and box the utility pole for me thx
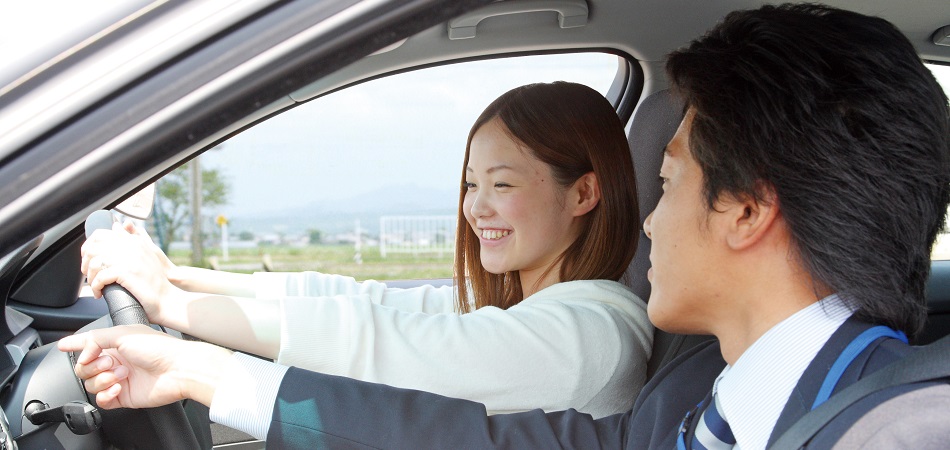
[190,158,203,266]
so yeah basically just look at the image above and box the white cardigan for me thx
[252,272,653,418]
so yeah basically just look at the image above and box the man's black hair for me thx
[666,3,950,338]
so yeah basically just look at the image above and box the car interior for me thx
[0,0,947,448]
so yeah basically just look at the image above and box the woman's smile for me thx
[480,228,512,241]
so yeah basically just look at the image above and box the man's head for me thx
[659,3,950,338]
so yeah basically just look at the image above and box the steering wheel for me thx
[84,211,201,449]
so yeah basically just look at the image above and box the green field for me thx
[168,244,454,281]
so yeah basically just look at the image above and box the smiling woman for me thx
[79,81,653,422]
[459,81,639,311]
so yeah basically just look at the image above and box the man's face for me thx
[643,111,733,334]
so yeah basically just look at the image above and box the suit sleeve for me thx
[266,367,631,450]
[265,341,727,450]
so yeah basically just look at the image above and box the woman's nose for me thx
[469,192,492,218]
[643,211,653,239]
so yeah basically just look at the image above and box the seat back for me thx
[623,89,715,380]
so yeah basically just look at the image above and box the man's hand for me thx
[58,325,232,408]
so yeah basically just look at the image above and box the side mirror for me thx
[114,184,155,220]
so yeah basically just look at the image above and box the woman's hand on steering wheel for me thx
[80,221,181,325]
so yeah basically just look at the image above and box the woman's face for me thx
[463,117,581,290]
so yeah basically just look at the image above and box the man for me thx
[62,3,950,449]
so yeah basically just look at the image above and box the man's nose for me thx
[643,211,653,239]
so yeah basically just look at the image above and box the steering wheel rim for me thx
[83,210,202,449]
[100,285,202,450]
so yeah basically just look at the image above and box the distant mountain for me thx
[229,183,458,235]
[312,183,458,214]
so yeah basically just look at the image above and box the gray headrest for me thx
[623,90,685,301]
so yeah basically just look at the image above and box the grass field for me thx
[168,244,455,281]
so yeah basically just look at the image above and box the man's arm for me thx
[265,339,727,449]
[58,325,726,449]
[267,366,631,449]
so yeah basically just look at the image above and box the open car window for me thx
[928,63,950,260]
[148,52,623,280]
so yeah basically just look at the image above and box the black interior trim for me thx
[9,297,108,332]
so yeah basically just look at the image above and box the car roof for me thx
[0,0,153,90]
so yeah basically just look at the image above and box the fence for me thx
[379,215,457,257]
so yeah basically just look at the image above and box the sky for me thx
[199,59,950,230]
[198,53,619,222]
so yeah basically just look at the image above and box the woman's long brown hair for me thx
[454,82,639,313]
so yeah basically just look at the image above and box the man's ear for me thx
[724,182,780,250]
[571,172,601,217]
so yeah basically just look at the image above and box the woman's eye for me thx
[463,182,476,190]
[494,182,512,188]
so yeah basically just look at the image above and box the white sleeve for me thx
[276,281,651,417]
[252,271,457,314]
[209,352,289,440]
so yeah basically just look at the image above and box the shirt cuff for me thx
[209,352,289,440]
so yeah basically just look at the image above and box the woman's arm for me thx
[252,271,458,314]
[275,280,651,417]
[82,221,256,298]
[83,225,281,357]
[168,265,256,297]
[158,290,282,358]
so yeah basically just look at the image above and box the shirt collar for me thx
[714,295,853,450]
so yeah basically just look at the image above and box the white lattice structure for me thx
[379,215,456,257]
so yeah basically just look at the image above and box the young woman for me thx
[81,81,651,418]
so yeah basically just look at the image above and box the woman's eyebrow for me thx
[466,164,515,174]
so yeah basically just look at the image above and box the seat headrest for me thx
[623,90,685,301]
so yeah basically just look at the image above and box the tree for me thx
[149,162,229,253]
[308,228,323,245]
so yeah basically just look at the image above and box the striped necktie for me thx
[691,389,736,450]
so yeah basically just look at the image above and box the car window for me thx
[928,63,950,260]
[148,52,622,279]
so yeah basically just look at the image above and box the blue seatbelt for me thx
[676,400,704,450]
[810,325,907,410]
[677,325,907,450]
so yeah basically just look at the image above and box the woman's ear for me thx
[571,172,601,217]
[724,182,780,250]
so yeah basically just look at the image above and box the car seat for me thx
[623,89,716,381]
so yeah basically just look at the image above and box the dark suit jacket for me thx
[264,319,939,449]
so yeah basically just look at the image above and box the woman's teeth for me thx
[482,230,511,240]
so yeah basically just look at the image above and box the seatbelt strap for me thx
[811,326,907,410]
[770,333,950,449]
